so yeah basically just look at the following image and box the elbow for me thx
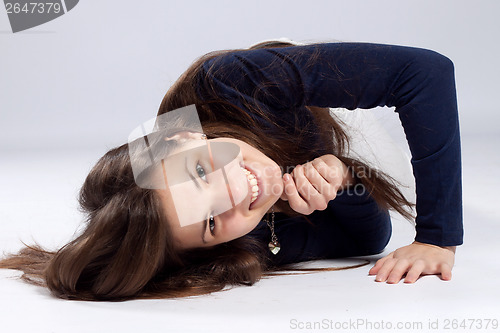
[426,50,455,78]
[413,48,456,83]
[392,48,457,108]
[354,209,392,256]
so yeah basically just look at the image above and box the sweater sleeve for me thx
[200,42,463,246]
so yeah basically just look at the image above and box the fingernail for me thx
[283,174,290,181]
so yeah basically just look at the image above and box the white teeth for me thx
[241,166,260,204]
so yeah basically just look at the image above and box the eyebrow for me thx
[184,157,206,243]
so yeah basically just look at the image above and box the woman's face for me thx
[156,135,284,249]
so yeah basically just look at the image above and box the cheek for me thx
[261,163,284,196]
[224,162,248,204]
[222,214,262,239]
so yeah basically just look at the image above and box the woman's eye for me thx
[196,163,207,182]
[208,215,215,235]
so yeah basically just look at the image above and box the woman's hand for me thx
[368,241,456,283]
[280,154,354,215]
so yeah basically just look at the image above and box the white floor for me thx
[0,132,499,333]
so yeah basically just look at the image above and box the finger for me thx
[293,165,326,212]
[280,174,290,201]
[368,252,393,275]
[312,158,344,188]
[369,256,389,275]
[387,259,411,284]
[440,263,452,281]
[404,260,426,283]
[282,172,310,214]
[293,165,318,198]
[304,162,337,202]
[375,258,397,282]
[302,163,331,210]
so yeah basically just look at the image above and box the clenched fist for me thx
[280,154,355,215]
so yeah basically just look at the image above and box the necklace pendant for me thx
[268,240,281,255]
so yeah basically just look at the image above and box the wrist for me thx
[442,246,456,254]
[413,241,457,254]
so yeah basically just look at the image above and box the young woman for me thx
[0,39,462,301]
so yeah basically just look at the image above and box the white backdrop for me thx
[1,0,499,151]
[1,2,500,332]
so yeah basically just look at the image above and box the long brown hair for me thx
[0,41,414,301]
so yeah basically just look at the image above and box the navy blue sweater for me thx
[197,42,463,265]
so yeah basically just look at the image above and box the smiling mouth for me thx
[240,166,259,204]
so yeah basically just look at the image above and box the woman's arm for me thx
[200,42,463,248]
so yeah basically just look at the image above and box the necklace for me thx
[265,208,280,255]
